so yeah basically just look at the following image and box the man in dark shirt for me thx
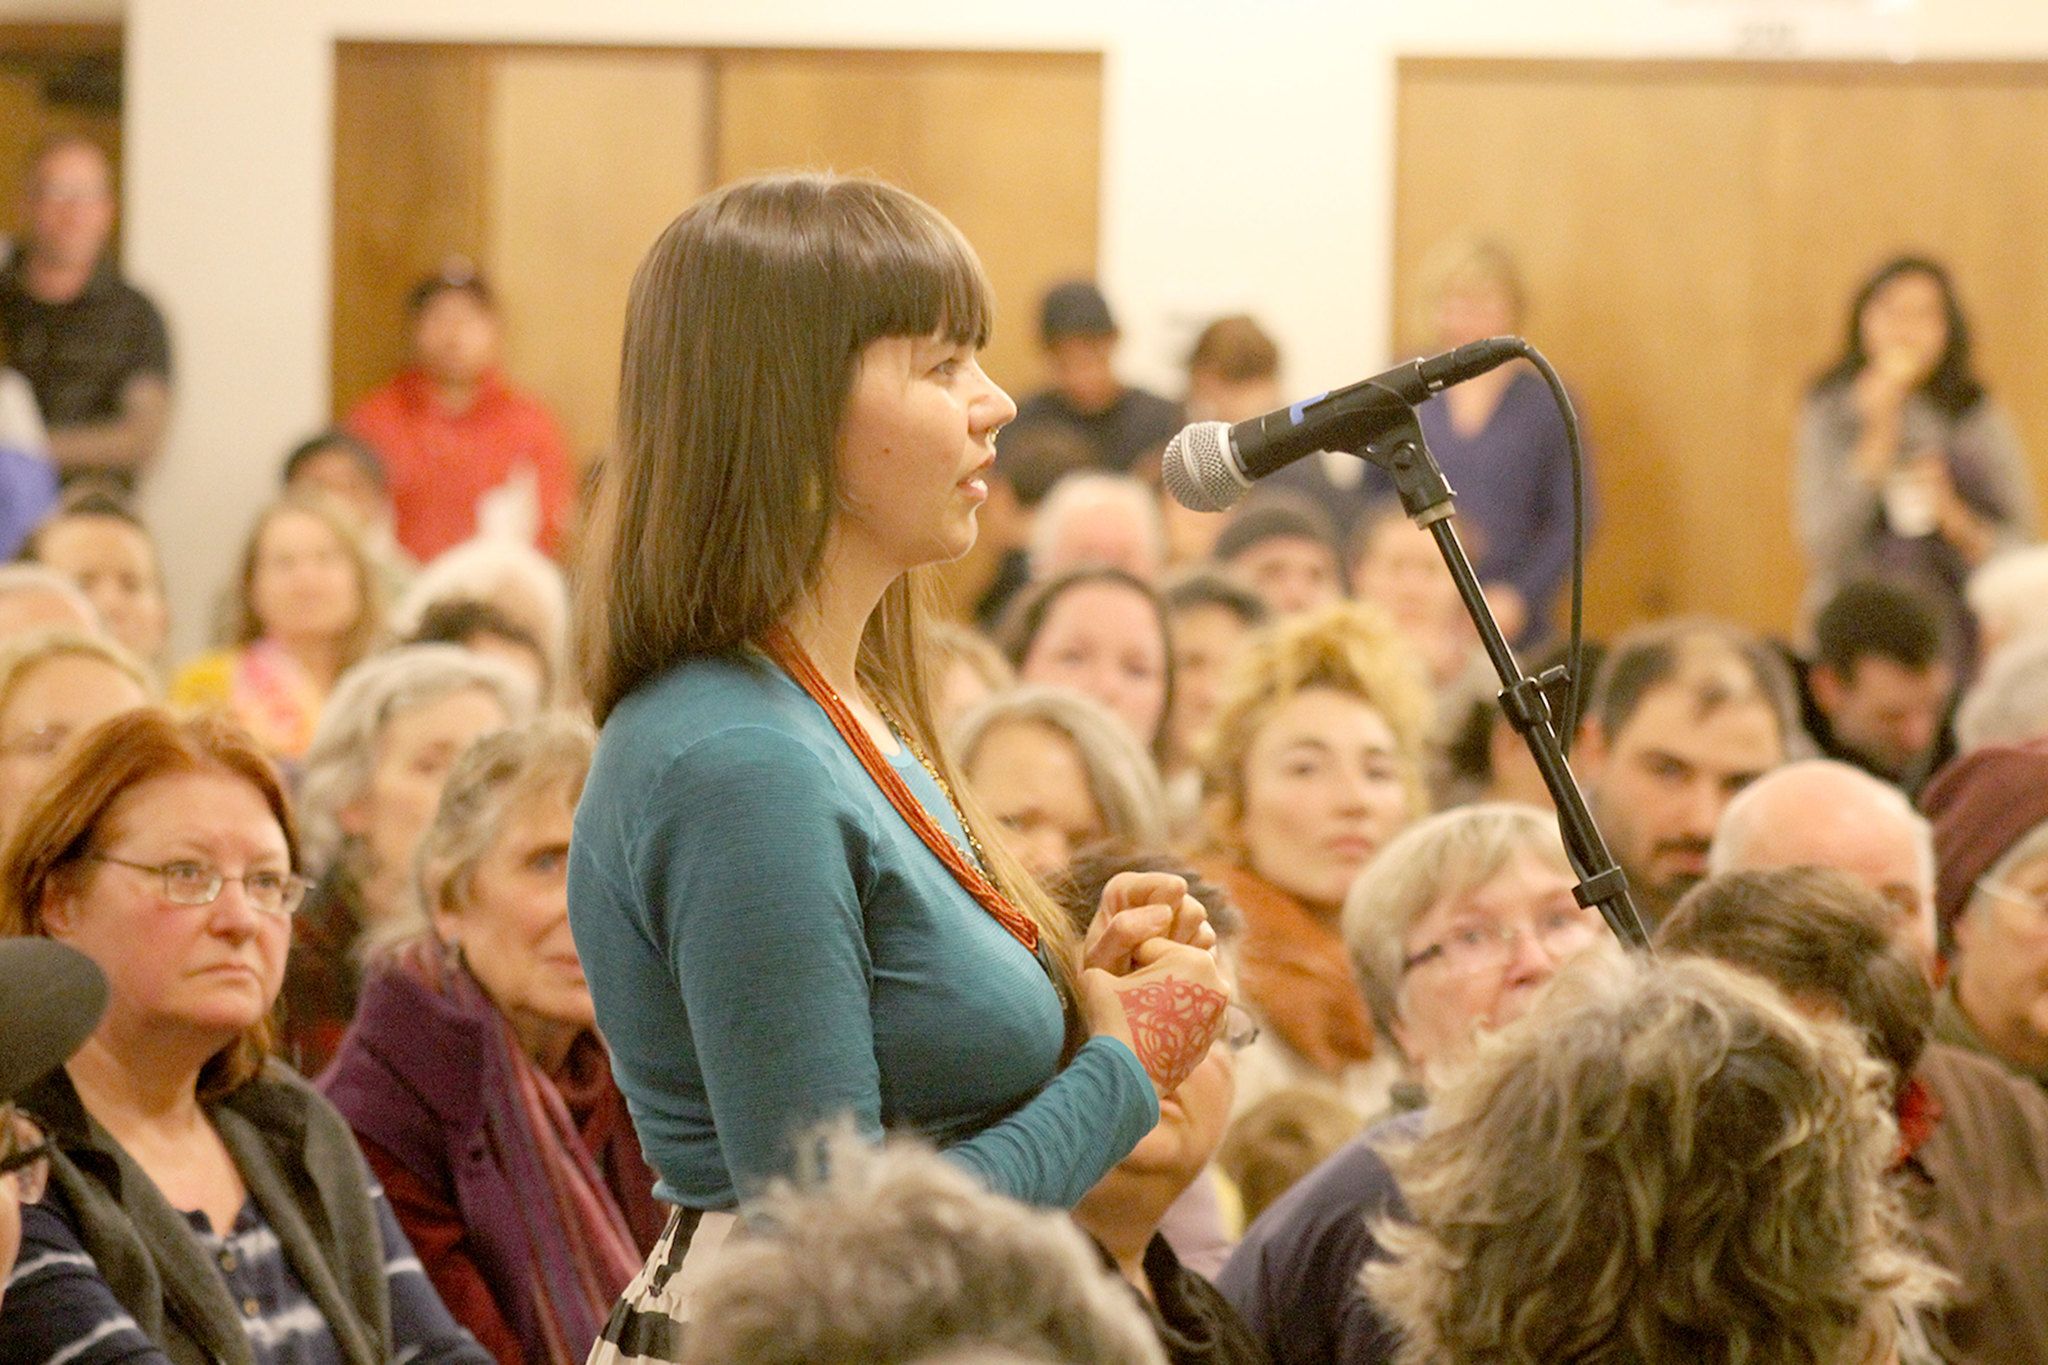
[1010,280,1181,473]
[1796,577,1954,789]
[0,136,172,491]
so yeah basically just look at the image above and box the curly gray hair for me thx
[1367,954,1941,1365]
[682,1128,1165,1365]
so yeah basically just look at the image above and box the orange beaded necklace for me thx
[759,624,1039,954]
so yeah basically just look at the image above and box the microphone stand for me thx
[1358,406,1651,953]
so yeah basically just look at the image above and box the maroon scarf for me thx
[393,940,642,1363]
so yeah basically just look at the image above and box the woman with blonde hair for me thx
[1197,600,1432,1118]
[0,708,485,1362]
[170,493,385,760]
[0,628,151,843]
[569,173,1228,1352]
[324,717,662,1362]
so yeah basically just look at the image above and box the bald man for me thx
[1704,762,2048,1362]
[1709,759,1938,979]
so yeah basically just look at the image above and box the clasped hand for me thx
[1078,872,1231,1099]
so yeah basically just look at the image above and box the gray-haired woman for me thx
[280,643,532,1073]
[323,716,664,1363]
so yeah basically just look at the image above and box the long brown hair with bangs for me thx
[577,172,1083,1009]
[0,708,301,1101]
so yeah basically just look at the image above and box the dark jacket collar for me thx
[27,1062,390,1365]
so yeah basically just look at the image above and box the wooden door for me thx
[1397,59,2048,638]
[715,48,1104,397]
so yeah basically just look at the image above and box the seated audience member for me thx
[1215,1086,1361,1231]
[1920,739,2048,1086]
[1800,577,1953,786]
[1162,570,1268,820]
[1185,315,1284,427]
[0,327,56,558]
[169,494,385,761]
[1347,505,1485,693]
[283,427,416,598]
[1437,637,1604,811]
[346,262,573,561]
[1575,618,1800,931]
[0,630,151,844]
[1050,846,1268,1362]
[1196,603,1433,1117]
[1010,279,1182,475]
[957,687,1169,883]
[0,938,107,1313]
[1029,471,1167,583]
[1001,566,1174,761]
[955,421,1095,628]
[0,709,488,1362]
[678,1131,1168,1365]
[1661,867,2048,1364]
[0,135,172,490]
[324,718,663,1362]
[1954,629,2048,753]
[928,620,1015,736]
[1365,954,1934,1365]
[0,562,98,639]
[20,488,170,666]
[1167,315,1287,569]
[1216,804,1612,1364]
[1965,544,2048,663]
[1213,494,1347,619]
[282,645,533,1074]
[1710,758,1941,977]
[407,595,554,709]
[393,535,571,699]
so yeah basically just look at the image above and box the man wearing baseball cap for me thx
[1009,279,1182,475]
[0,938,107,1309]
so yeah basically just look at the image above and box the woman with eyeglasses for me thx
[0,707,489,1363]
[0,628,151,846]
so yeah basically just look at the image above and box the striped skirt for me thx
[586,1206,738,1365]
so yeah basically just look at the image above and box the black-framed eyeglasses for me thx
[1,1106,52,1205]
[88,856,311,918]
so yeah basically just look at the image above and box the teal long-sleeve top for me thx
[568,651,1159,1211]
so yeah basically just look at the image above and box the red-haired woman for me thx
[0,708,486,1363]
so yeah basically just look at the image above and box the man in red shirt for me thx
[347,264,572,562]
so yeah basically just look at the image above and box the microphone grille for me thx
[1162,422,1246,513]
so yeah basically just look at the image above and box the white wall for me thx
[109,0,2048,652]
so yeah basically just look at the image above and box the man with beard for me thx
[1573,618,1798,930]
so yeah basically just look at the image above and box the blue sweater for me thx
[569,651,1158,1211]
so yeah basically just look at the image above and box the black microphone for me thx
[1162,336,1525,512]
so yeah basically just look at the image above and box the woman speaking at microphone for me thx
[570,173,1229,1356]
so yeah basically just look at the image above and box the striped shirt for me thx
[0,1179,487,1364]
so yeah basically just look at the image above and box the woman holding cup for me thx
[1797,256,2033,660]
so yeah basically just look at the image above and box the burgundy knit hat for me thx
[1920,737,2048,946]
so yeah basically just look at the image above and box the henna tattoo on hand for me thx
[1116,976,1228,1094]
